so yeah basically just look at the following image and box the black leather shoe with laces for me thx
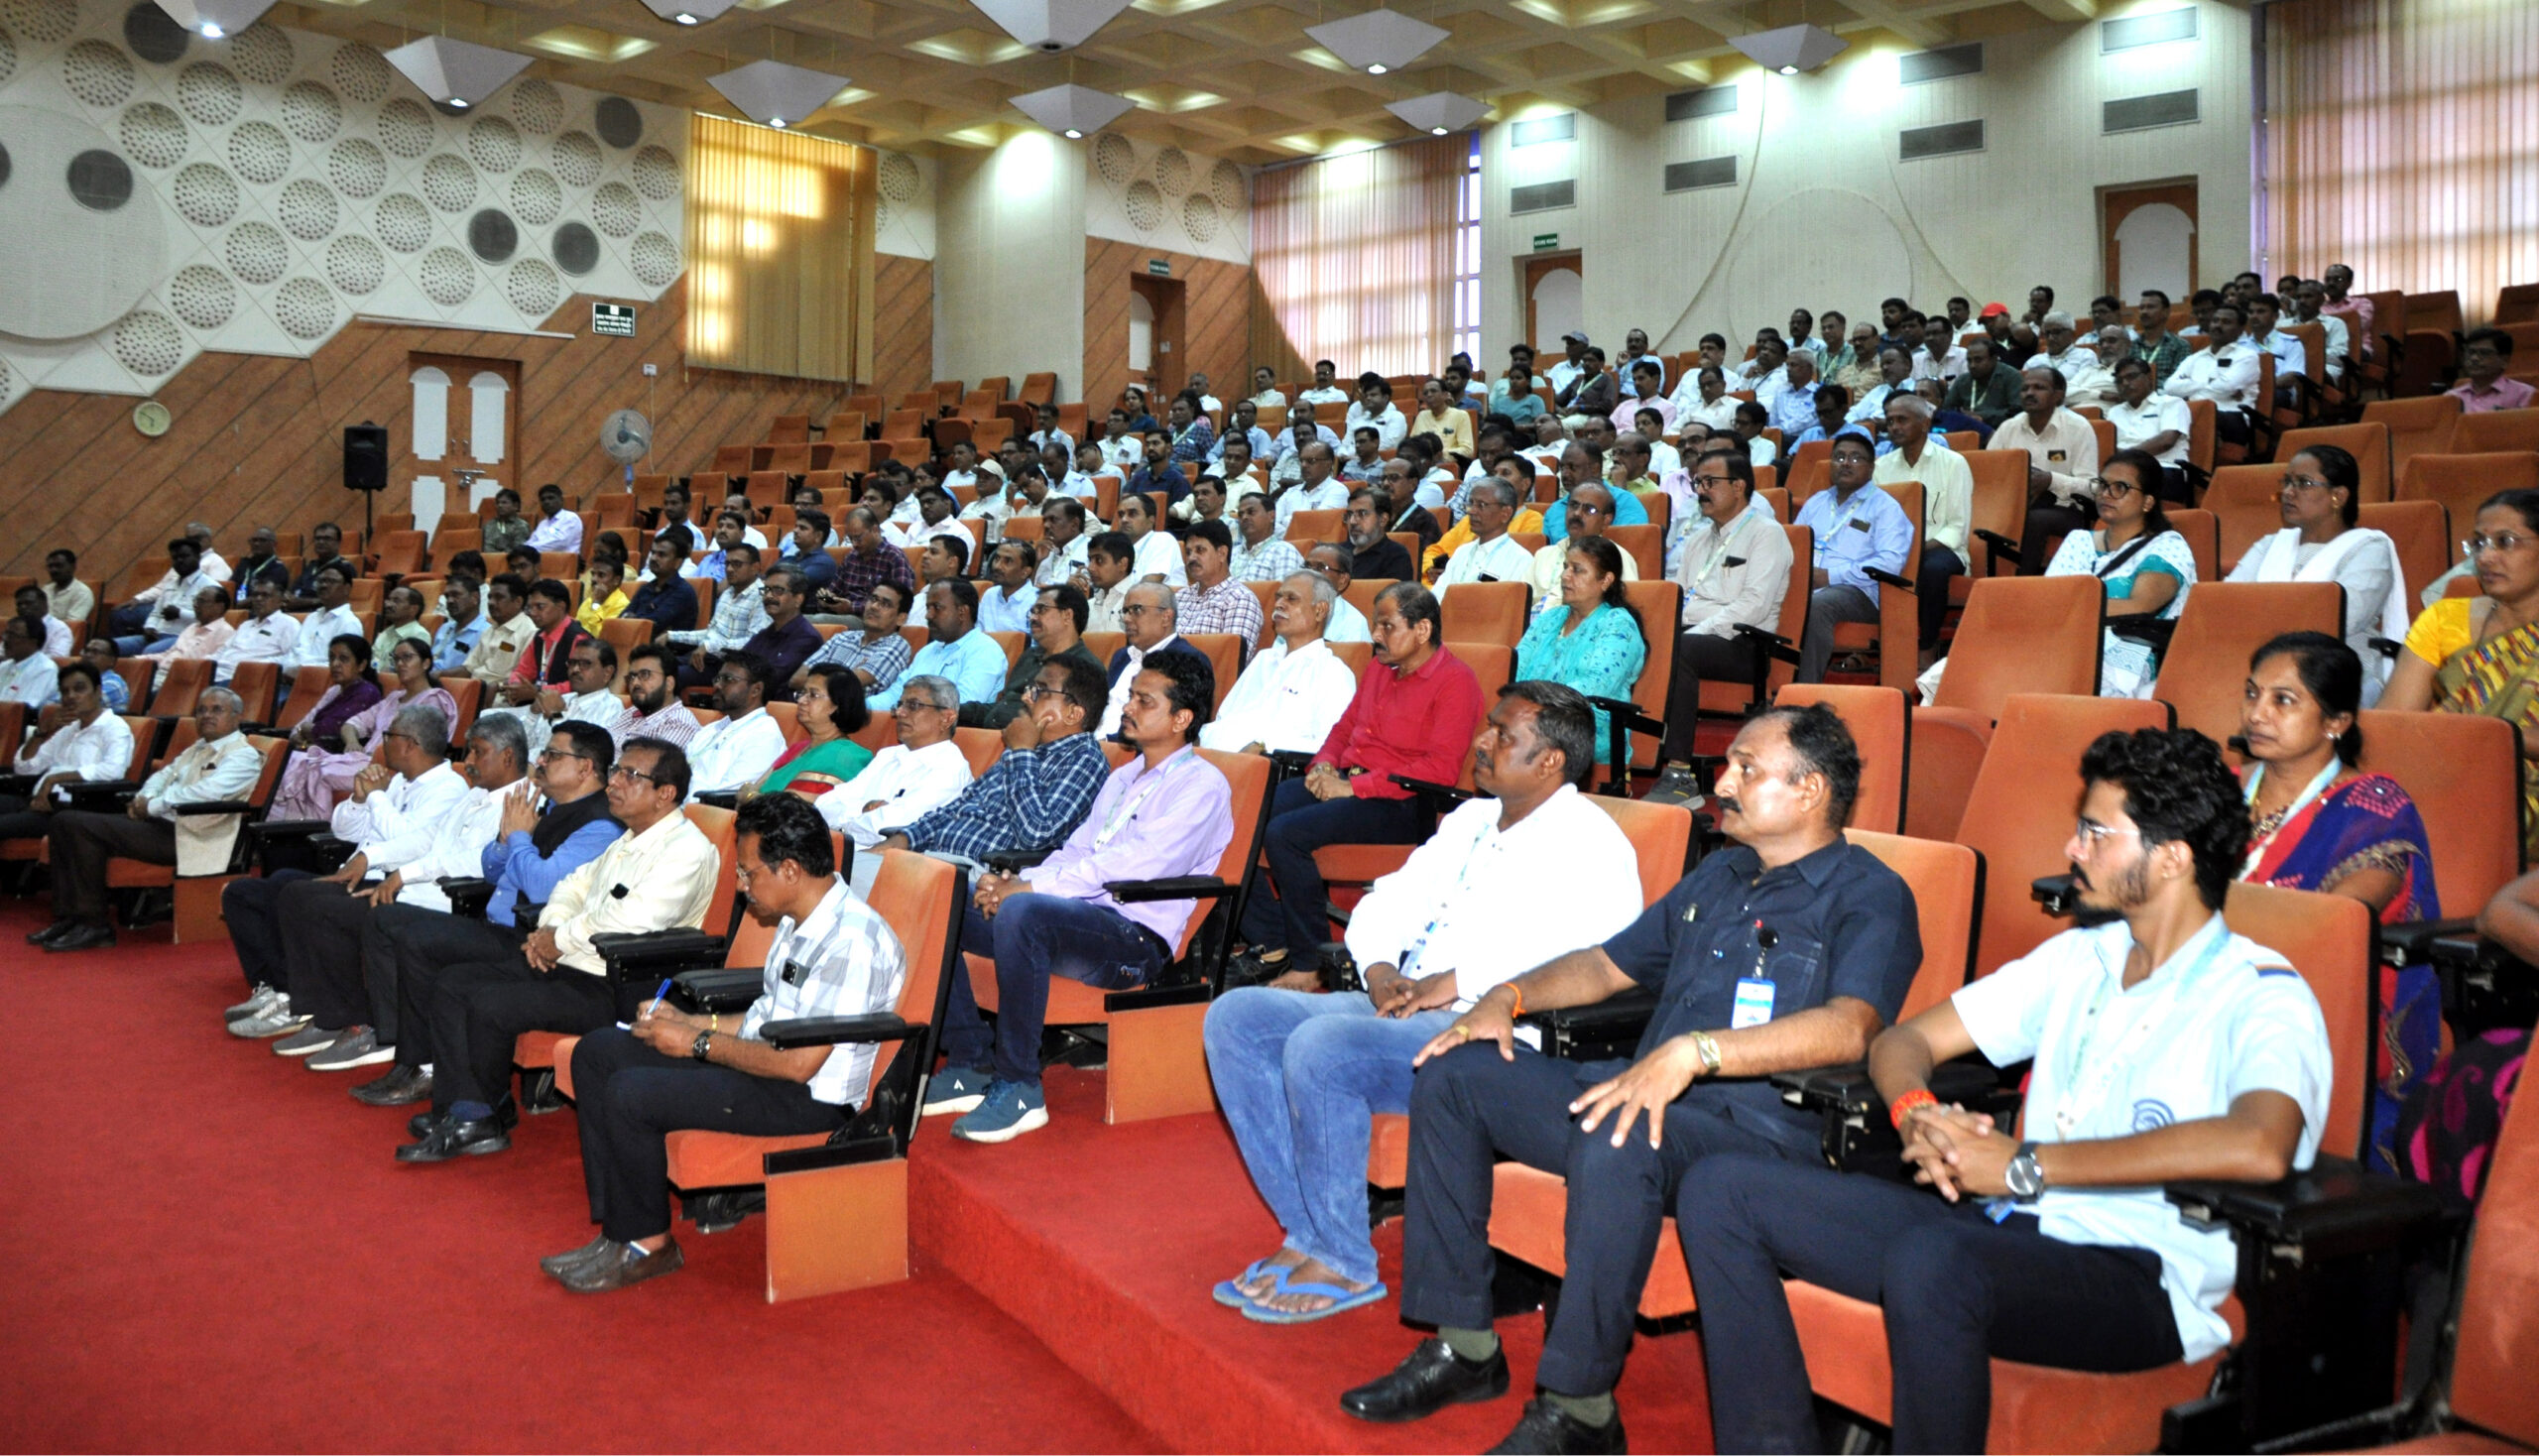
[1339,1338,1511,1423]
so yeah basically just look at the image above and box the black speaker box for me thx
[343,423,390,492]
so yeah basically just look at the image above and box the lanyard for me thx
[2049,924,2230,1138]
[1397,822,1503,978]
[2239,758,2342,878]
[1689,513,1755,592]
[1094,750,1189,849]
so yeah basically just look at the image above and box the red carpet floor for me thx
[0,901,1155,1454]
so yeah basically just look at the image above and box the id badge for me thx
[1731,975,1775,1029]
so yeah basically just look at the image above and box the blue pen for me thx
[647,977,674,1019]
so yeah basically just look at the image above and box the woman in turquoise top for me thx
[747,664,875,800]
[2043,446,2198,698]
[1514,534,1648,763]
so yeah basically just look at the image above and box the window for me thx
[1453,133,1482,364]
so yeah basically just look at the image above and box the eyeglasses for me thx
[539,748,589,764]
[1120,603,1158,617]
[2091,478,2139,499]
[607,764,669,787]
[2277,474,2332,496]
[2466,533,2531,556]
[2073,819,2136,847]
[1021,682,1063,701]
[894,697,954,714]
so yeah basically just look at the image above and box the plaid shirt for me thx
[613,701,701,750]
[830,542,917,613]
[1229,536,1304,583]
[1175,575,1264,644]
[804,628,913,691]
[671,578,768,655]
[905,730,1109,864]
[2130,332,2194,389]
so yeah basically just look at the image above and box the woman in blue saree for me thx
[1514,535,1647,764]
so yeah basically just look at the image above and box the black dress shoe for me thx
[42,922,116,952]
[25,919,75,947]
[1340,1338,1511,1423]
[540,1235,616,1278]
[407,1111,436,1141]
[558,1239,684,1294]
[1487,1398,1627,1455]
[394,1116,509,1163]
[351,1065,433,1107]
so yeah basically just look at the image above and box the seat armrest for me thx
[248,817,332,841]
[1866,565,1918,593]
[171,799,254,816]
[670,966,766,1014]
[434,876,496,919]
[984,847,1053,874]
[1266,750,1317,775]
[57,780,139,805]
[760,1012,917,1049]
[2167,1159,2449,1260]
[1771,1056,2008,1117]
[589,928,731,983]
[1521,984,1662,1063]
[1583,694,1663,737]
[2031,872,2081,916]
[2365,636,2402,660]
[690,789,742,810]
[1731,622,1800,665]
[1973,528,2024,572]
[1388,774,1474,811]
[1102,874,1232,904]
[2379,916,2480,967]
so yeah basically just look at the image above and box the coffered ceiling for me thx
[267,0,2116,163]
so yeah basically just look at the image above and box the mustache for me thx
[1714,794,1742,816]
[2068,864,2093,889]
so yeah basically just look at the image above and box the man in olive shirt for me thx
[1942,336,2021,429]
[960,584,1103,730]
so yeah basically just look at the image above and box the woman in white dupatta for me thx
[2226,443,2408,703]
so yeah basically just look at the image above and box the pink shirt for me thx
[2325,298,2374,359]
[2448,377,2536,414]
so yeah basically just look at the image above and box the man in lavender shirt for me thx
[925,650,1232,1144]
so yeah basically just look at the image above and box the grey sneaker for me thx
[230,997,311,1039]
[272,1024,341,1057]
[1641,765,1706,809]
[307,1027,393,1071]
[225,985,281,1021]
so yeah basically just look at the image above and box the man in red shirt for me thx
[1232,582,1485,986]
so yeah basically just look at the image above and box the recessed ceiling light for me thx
[199,21,222,36]
[641,0,740,25]
[1367,61,1387,73]
[1731,23,1851,75]
[1063,127,1083,138]
[969,0,1137,54]
[1385,90,1490,137]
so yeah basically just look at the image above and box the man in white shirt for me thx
[1028,401,1076,460]
[1346,376,1408,451]
[1249,366,1287,414]
[2028,311,2096,383]
[1909,315,1968,387]
[1872,394,1973,661]
[682,652,790,798]
[1301,544,1377,645]
[1543,332,1590,399]
[1200,570,1359,757]
[1297,359,1352,407]
[42,549,94,634]
[2064,325,2128,411]
[1098,410,1146,469]
[977,541,1037,635]
[2245,293,2309,398]
[1645,454,1790,805]
[0,661,134,841]
[1204,682,1641,1320]
[1119,492,1187,588]
[1033,497,1093,589]
[0,618,60,707]
[1736,337,1793,411]
[489,634,623,759]
[820,673,973,896]
[525,484,584,556]
[1992,366,2104,572]
[290,565,364,671]
[1081,533,1136,635]
[12,584,70,658]
[2162,303,2262,448]
[110,536,225,652]
[1683,727,2330,1454]
[2291,279,2353,384]
[212,577,302,690]
[1432,480,1533,599]
[2106,357,2194,496]
[1272,440,1352,537]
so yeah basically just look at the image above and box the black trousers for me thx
[221,869,316,993]
[0,792,48,845]
[427,957,618,1115]
[47,811,174,921]
[570,1028,844,1242]
[2016,501,2096,577]
[378,906,529,1071]
[279,878,388,1033]
[1678,1153,2183,1454]
[1658,632,1755,765]
[1399,1044,1809,1399]
[1239,779,1426,969]
[1917,544,1965,650]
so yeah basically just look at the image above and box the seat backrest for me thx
[2357,501,2452,606]
[2400,450,2539,563]
[1846,830,1983,1022]
[1962,450,2028,574]
[1182,633,1246,710]
[2204,463,2288,571]
[242,733,292,812]
[2220,882,2370,1160]
[2447,1054,2539,1448]
[952,726,1004,781]
[272,667,333,730]
[1607,524,1663,580]
[1616,580,1679,771]
[1440,580,1528,649]
[1959,693,2173,975]
[1180,748,1274,956]
[2278,421,2394,503]
[152,658,215,720]
[2357,708,2524,914]
[857,849,964,1096]
[1443,644,1511,790]
[1587,795,1695,909]
[1777,683,1907,833]
[441,676,482,741]
[2361,396,2464,482]
[154,717,200,772]
[2153,581,2345,748]
[1935,575,2105,713]
[681,802,741,936]
[224,662,278,722]
[2454,408,2539,456]
[1283,508,1342,546]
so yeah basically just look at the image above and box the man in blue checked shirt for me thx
[430,577,489,675]
[877,654,1110,874]
[1792,430,1912,684]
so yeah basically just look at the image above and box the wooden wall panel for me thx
[1083,238,1253,418]
[0,278,856,587]
[872,255,935,402]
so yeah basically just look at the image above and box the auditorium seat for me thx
[1308,643,1510,898]
[1018,373,1056,406]
[2200,464,2284,573]
[2356,709,2524,914]
[1776,683,1907,833]
[2399,451,2539,563]
[1282,509,1342,546]
[1601,579,1679,778]
[765,414,811,445]
[149,659,213,723]
[2153,581,2345,748]
[2454,409,2539,456]
[1835,480,1924,693]
[225,663,278,723]
[270,667,333,733]
[2279,421,2394,502]
[1957,449,2029,588]
[2359,501,2454,605]
[1607,524,1662,580]
[371,530,428,580]
[2361,399,2462,484]
[1697,524,1811,718]
[1440,580,1528,649]
[106,734,290,942]
[2168,507,2220,580]
[1962,693,2171,974]
[758,442,814,475]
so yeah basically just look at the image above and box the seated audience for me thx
[2042,448,2196,698]
[132,586,237,688]
[272,636,457,819]
[1543,442,1652,543]
[1347,374,1409,449]
[2225,444,2406,702]
[523,486,582,556]
[1874,394,1974,661]
[108,536,222,652]
[2104,357,2193,501]
[1271,440,1351,537]
[1200,571,1359,758]
[2449,327,2534,414]
[798,580,915,697]
[1526,482,1640,615]
[0,618,57,707]
[878,654,1110,871]
[79,639,129,712]
[2162,303,2261,446]
[1647,453,1792,804]
[1033,498,1094,589]
[725,564,822,700]
[1117,492,1188,588]
[1232,493,1307,583]
[1681,727,2327,1456]
[43,548,94,631]
[665,546,769,690]
[1431,479,1536,597]
[0,662,134,842]
[744,664,871,800]
[13,584,69,658]
[1300,544,1376,644]
[574,557,629,636]
[288,566,364,672]
[821,674,973,896]
[1995,364,2105,573]
[1342,704,1918,1451]
[1081,531,1136,635]
[454,573,540,688]
[481,491,531,555]
[872,579,1004,711]
[1342,490,1414,583]
[963,584,1101,731]
[1175,521,1266,646]
[1514,536,1647,763]
[978,542,1037,635]
[1101,583,1210,736]
[813,508,918,620]
[430,576,490,674]
[610,643,702,750]
[683,652,789,798]
[1795,433,1913,683]
[491,579,592,718]
[371,584,431,672]
[924,651,1233,1144]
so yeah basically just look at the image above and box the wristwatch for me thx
[2003,1141,2046,1202]
[689,1030,714,1062]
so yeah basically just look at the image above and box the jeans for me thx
[1239,779,1426,968]
[1678,1154,2182,1454]
[1201,988,1457,1287]
[569,1028,843,1242]
[1796,584,1880,684]
[940,895,1167,1087]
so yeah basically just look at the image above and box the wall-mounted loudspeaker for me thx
[343,423,389,492]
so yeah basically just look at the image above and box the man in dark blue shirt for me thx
[1339,702,1921,1454]
[623,529,700,637]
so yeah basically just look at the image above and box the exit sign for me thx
[591,302,636,337]
[1532,232,1560,252]
[1147,258,1172,277]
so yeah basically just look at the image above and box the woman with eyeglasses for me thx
[2042,447,2197,698]
[1513,535,1646,764]
[2381,487,2539,861]
[273,635,452,818]
[2224,444,2409,703]
[2236,631,2439,1167]
[742,663,874,802]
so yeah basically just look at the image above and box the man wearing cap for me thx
[1544,331,1592,399]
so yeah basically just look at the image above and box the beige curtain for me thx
[1252,137,1464,377]
[684,114,876,382]
[2265,0,2539,323]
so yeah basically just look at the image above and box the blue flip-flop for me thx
[1212,1258,1282,1308]
[1238,1265,1390,1324]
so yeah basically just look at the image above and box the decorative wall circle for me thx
[0,139,12,188]
[329,42,389,102]
[324,232,384,294]
[373,191,428,251]
[111,308,183,375]
[118,100,187,168]
[550,219,596,275]
[419,245,473,306]
[227,119,288,183]
[66,148,133,210]
[508,166,559,225]
[629,229,677,288]
[506,256,559,316]
[594,95,642,149]
[550,129,600,187]
[1180,191,1219,243]
[1208,157,1243,211]
[466,114,520,174]
[225,219,286,283]
[273,275,332,338]
[281,79,340,143]
[510,78,562,134]
[421,152,475,212]
[590,180,638,237]
[62,39,135,108]
[1152,146,1189,196]
[878,149,918,203]
[633,143,678,201]
[0,25,15,85]
[176,61,241,125]
[123,1,186,62]
[3,0,73,45]
[172,160,237,227]
[278,176,336,239]
[466,206,516,262]
[326,136,383,197]
[1123,179,1162,231]
[875,197,889,231]
[1092,132,1134,186]
[227,24,290,84]
[377,97,431,158]
[171,262,233,328]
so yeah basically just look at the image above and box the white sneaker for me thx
[230,996,310,1039]
[224,985,281,1023]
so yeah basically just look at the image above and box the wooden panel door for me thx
[404,352,522,535]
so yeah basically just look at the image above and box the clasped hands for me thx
[1897,1102,2013,1201]
[973,870,1033,917]
[1360,962,1459,1021]
[1302,763,1356,800]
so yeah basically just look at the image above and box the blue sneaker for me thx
[949,1080,1048,1144]
[921,1064,993,1116]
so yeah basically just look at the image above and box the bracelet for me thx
[710,1012,720,1033]
[1504,983,1524,1019]
[1888,1088,1941,1131]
